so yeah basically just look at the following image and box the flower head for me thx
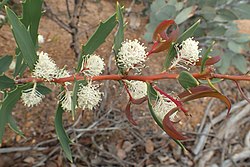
[33,51,59,81]
[21,83,44,107]
[117,39,147,71]
[82,54,105,76]
[38,34,44,44]
[59,90,73,112]
[153,94,178,121]
[77,82,102,110]
[127,80,147,99]
[171,37,201,69]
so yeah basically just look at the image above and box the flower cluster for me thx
[21,83,44,107]
[82,54,105,76]
[116,39,147,71]
[77,82,102,110]
[33,51,58,81]
[127,80,147,99]
[153,93,178,122]
[59,90,73,112]
[170,37,201,69]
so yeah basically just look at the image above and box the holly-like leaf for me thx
[77,13,117,71]
[178,71,199,90]
[55,104,73,162]
[0,55,13,74]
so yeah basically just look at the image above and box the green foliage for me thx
[5,6,37,70]
[77,13,117,71]
[0,75,15,90]
[55,105,73,162]
[0,84,30,143]
[0,55,12,74]
[178,71,199,90]
[145,0,250,74]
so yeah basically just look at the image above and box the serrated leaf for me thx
[232,54,247,74]
[178,71,199,90]
[113,2,124,55]
[0,55,12,74]
[175,6,197,24]
[0,75,15,90]
[55,104,73,162]
[177,19,200,43]
[5,6,37,70]
[77,13,117,71]
[0,84,30,143]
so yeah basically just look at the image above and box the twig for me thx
[0,146,48,153]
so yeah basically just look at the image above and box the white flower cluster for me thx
[21,83,44,107]
[33,51,58,81]
[153,94,178,122]
[171,37,201,69]
[59,90,73,112]
[127,80,147,99]
[82,54,105,76]
[77,82,102,110]
[117,39,147,71]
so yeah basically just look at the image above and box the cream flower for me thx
[82,54,105,76]
[127,80,147,99]
[59,90,73,112]
[77,82,102,110]
[153,94,178,122]
[21,83,44,107]
[33,51,58,81]
[116,39,147,71]
[170,37,201,69]
[38,34,44,44]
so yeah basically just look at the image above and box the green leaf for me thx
[113,2,124,55]
[150,0,167,13]
[200,6,216,20]
[155,5,176,21]
[0,84,30,143]
[8,116,25,138]
[21,0,43,44]
[0,55,12,74]
[214,9,238,22]
[77,13,117,71]
[163,44,176,70]
[5,6,37,70]
[199,78,222,84]
[55,104,73,162]
[177,19,200,43]
[14,50,27,77]
[232,54,247,74]
[232,4,250,19]
[200,41,215,73]
[228,41,245,54]
[36,84,52,95]
[175,6,197,24]
[71,80,82,119]
[216,51,233,74]
[0,75,15,90]
[178,71,199,90]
